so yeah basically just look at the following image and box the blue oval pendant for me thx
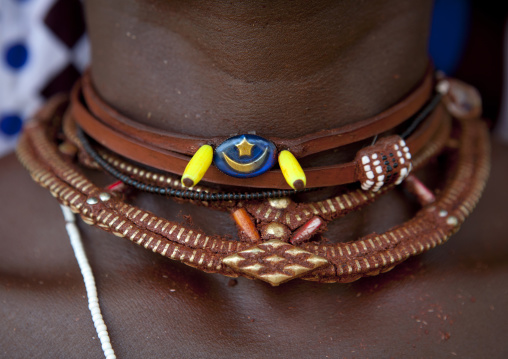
[214,134,277,178]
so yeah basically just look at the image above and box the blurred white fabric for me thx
[0,0,89,158]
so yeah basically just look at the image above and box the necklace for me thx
[16,76,489,286]
[72,68,438,190]
[61,204,116,359]
[16,75,489,359]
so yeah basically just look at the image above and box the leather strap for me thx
[80,67,434,158]
[70,80,447,189]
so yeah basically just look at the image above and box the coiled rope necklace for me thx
[17,73,489,286]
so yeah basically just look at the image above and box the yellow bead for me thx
[278,150,306,190]
[181,145,213,187]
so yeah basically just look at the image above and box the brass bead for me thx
[265,222,287,238]
[446,216,458,226]
[99,192,111,201]
[86,197,99,205]
[268,197,291,209]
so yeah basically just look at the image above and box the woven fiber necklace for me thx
[17,73,489,286]
[16,73,490,359]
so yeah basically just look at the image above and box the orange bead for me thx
[232,208,260,243]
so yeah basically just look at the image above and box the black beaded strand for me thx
[77,128,298,201]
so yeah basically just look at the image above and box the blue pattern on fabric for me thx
[4,43,29,69]
[0,0,90,157]
[0,114,23,136]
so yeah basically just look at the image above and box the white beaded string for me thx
[60,205,117,359]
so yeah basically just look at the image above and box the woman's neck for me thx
[85,0,433,138]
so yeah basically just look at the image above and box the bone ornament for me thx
[355,135,413,192]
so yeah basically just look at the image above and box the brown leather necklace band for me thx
[80,67,434,158]
[70,68,443,189]
[72,110,450,201]
[70,90,446,190]
[70,99,446,190]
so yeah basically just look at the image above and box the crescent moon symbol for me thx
[223,147,269,173]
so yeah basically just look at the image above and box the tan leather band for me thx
[80,66,434,158]
[70,80,447,189]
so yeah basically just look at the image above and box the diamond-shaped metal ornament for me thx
[222,239,329,286]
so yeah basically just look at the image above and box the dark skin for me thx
[2,1,508,358]
[87,0,430,137]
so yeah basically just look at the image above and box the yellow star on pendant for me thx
[235,137,255,157]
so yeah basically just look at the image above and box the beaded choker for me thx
[17,76,489,286]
